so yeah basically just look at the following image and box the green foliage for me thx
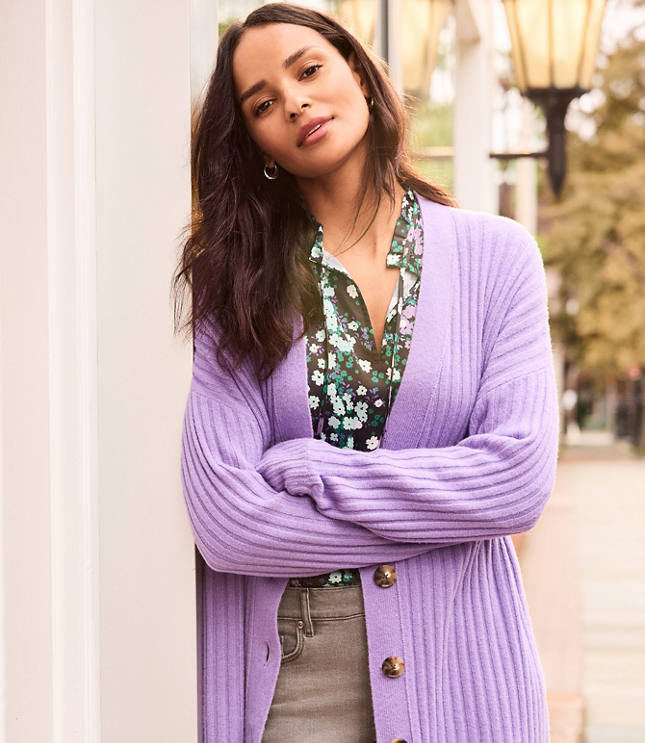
[409,99,453,148]
[408,99,455,195]
[413,157,454,195]
[541,30,645,374]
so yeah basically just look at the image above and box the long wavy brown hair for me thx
[172,2,455,381]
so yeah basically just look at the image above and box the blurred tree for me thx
[539,19,645,376]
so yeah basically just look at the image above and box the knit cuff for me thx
[257,438,320,497]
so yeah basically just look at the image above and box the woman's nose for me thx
[284,93,310,121]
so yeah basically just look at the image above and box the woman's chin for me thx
[292,144,369,182]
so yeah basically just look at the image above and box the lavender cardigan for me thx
[181,194,559,742]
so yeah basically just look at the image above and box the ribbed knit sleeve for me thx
[181,321,460,577]
[257,227,560,543]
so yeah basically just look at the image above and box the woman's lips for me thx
[297,116,333,147]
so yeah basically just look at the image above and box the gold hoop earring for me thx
[367,96,375,110]
[263,162,279,180]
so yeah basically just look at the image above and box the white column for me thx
[454,0,496,212]
[1,3,56,741]
[190,0,219,103]
[1,1,197,741]
[515,98,538,234]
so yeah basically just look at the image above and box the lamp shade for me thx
[502,0,605,92]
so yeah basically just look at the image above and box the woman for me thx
[175,4,559,742]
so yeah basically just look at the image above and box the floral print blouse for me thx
[287,188,424,588]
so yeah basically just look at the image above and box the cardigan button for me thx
[381,656,405,678]
[389,739,408,743]
[373,564,397,587]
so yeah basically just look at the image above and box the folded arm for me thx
[257,367,558,543]
[257,230,560,543]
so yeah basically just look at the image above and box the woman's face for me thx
[232,23,371,180]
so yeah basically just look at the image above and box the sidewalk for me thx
[518,432,645,743]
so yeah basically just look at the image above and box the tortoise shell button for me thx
[389,739,408,743]
[373,564,397,587]
[381,656,405,678]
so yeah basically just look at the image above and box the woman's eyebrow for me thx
[239,46,318,105]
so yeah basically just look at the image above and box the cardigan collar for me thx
[269,192,456,449]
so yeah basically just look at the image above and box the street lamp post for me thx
[495,0,607,197]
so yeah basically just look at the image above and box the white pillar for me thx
[191,0,219,103]
[1,5,53,739]
[1,1,197,741]
[454,0,496,212]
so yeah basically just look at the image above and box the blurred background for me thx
[1,1,643,741]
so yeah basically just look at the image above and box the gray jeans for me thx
[261,585,378,743]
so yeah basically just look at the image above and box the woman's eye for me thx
[254,100,272,116]
[301,64,322,79]
[252,65,321,116]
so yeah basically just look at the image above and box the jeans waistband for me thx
[277,585,365,623]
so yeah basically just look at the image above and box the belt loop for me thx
[300,588,314,637]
